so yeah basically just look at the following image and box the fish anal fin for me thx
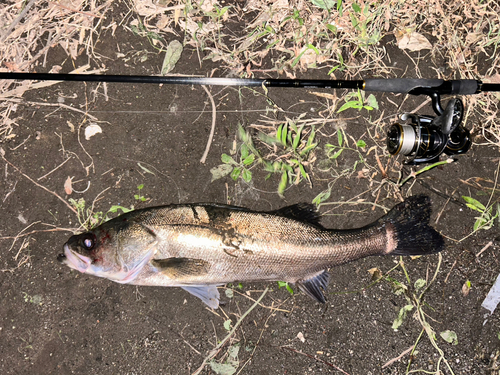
[181,285,220,309]
[296,270,330,303]
[151,257,210,280]
[271,203,322,227]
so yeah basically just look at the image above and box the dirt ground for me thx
[1,3,500,375]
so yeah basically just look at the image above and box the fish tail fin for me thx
[380,195,444,256]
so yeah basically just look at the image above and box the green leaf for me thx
[242,154,255,166]
[462,196,486,212]
[221,153,236,165]
[366,94,379,110]
[242,169,252,183]
[277,281,294,295]
[292,131,302,151]
[300,143,317,157]
[263,161,274,172]
[352,3,361,12]
[473,217,487,231]
[281,123,288,145]
[392,304,414,330]
[440,330,458,345]
[331,149,343,159]
[210,164,233,181]
[276,124,283,144]
[278,171,288,196]
[209,362,237,375]
[313,189,331,205]
[161,40,183,75]
[306,127,316,147]
[223,319,232,331]
[337,101,361,113]
[356,139,366,148]
[337,130,343,146]
[309,0,335,10]
[137,184,144,190]
[231,167,241,181]
[108,205,133,214]
[414,279,426,292]
[240,144,249,159]
[299,164,309,181]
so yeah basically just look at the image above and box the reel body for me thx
[386,98,471,164]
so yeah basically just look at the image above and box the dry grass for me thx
[0,0,499,152]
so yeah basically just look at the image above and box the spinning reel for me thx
[386,97,471,165]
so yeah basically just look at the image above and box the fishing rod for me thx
[1,72,499,164]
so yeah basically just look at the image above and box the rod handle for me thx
[364,78,479,95]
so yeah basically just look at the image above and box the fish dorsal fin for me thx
[296,270,330,303]
[181,285,220,309]
[151,258,210,280]
[271,203,322,227]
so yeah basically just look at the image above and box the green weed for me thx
[312,130,366,205]
[277,281,294,295]
[134,184,147,202]
[212,120,318,197]
[337,89,378,113]
[259,117,318,196]
[389,256,457,374]
[69,188,138,231]
[462,196,500,231]
[211,125,258,184]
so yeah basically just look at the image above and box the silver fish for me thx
[58,195,444,308]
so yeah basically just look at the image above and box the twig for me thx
[199,85,217,164]
[280,346,351,375]
[476,240,493,258]
[228,288,291,312]
[191,287,268,375]
[0,0,36,43]
[382,345,415,368]
[444,260,457,284]
[37,157,72,180]
[1,150,77,215]
[0,226,77,240]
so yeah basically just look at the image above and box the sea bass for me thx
[58,195,444,308]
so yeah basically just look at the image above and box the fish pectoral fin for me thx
[296,270,330,304]
[181,285,220,309]
[151,257,210,280]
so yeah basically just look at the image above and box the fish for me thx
[58,195,444,309]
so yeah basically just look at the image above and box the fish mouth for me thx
[59,244,92,273]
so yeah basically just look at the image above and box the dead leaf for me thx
[462,281,471,297]
[396,30,432,52]
[84,123,102,140]
[296,332,305,343]
[368,267,382,281]
[64,176,73,195]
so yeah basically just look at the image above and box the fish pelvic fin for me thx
[296,270,330,303]
[380,195,445,256]
[181,285,220,309]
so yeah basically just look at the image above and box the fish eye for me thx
[82,235,95,250]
